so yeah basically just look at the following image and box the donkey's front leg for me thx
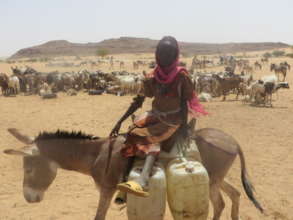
[94,187,116,220]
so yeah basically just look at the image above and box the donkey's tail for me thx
[238,146,264,213]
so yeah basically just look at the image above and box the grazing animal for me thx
[0,73,20,95]
[39,82,57,99]
[280,61,290,71]
[254,61,262,70]
[119,61,125,70]
[8,75,20,95]
[133,61,139,70]
[261,57,269,65]
[242,64,254,74]
[270,63,287,81]
[261,75,278,84]
[4,126,263,220]
[198,92,212,102]
[0,73,9,95]
[214,75,243,101]
[66,88,77,96]
[250,81,289,106]
[239,82,252,102]
[264,82,289,106]
[109,59,114,70]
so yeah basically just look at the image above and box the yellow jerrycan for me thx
[159,139,202,168]
[126,160,167,220]
[166,158,209,220]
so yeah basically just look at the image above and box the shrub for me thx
[286,53,293,58]
[263,52,272,58]
[96,49,109,58]
[272,50,285,57]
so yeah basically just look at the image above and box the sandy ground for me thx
[0,54,292,220]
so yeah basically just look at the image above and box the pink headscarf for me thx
[153,59,208,117]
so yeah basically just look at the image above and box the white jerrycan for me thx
[126,160,166,220]
[166,159,209,220]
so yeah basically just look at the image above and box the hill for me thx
[9,37,289,59]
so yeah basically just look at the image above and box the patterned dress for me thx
[121,71,194,157]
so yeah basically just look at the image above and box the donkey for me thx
[254,61,262,70]
[3,125,263,220]
[270,63,287,81]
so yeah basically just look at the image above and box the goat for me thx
[251,81,289,107]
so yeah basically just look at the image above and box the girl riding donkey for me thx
[110,36,208,197]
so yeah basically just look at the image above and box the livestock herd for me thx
[0,66,143,98]
[192,59,291,107]
[0,57,291,107]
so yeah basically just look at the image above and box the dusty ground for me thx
[0,53,292,220]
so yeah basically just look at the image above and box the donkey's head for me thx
[4,129,58,203]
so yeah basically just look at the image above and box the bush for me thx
[263,52,272,58]
[25,58,38,63]
[96,49,109,58]
[286,53,293,58]
[39,57,51,62]
[272,50,285,57]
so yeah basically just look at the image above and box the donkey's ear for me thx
[188,118,197,130]
[7,128,34,144]
[3,149,29,156]
[3,146,39,157]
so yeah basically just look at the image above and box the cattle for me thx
[213,74,243,101]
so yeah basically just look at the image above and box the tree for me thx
[263,52,272,58]
[96,49,109,58]
[272,50,285,57]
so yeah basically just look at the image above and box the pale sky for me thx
[1,0,292,57]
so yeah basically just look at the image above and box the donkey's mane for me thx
[36,130,99,141]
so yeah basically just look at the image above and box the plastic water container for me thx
[166,159,209,220]
[126,160,166,220]
[159,139,202,168]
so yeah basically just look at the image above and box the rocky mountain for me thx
[9,37,289,59]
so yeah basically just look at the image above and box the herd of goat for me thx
[195,70,289,107]
[0,59,291,107]
[0,66,143,98]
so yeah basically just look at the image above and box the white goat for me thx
[261,75,278,84]
[8,76,20,95]
[198,92,212,102]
